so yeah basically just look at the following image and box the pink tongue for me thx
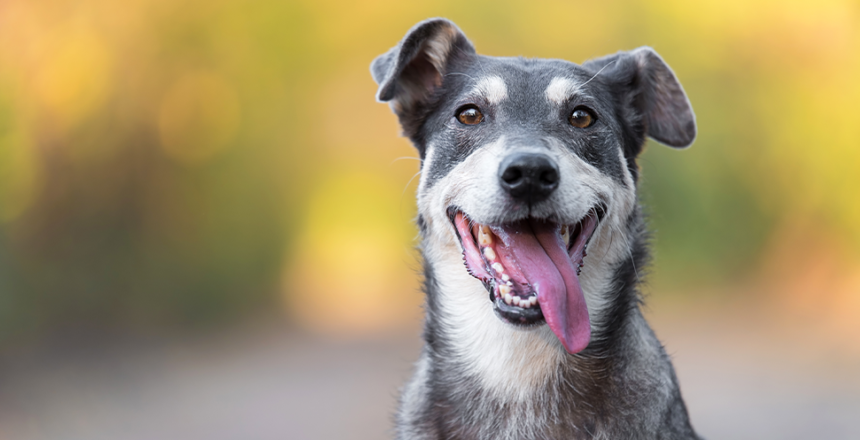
[500,220,591,354]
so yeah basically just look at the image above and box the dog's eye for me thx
[456,105,483,125]
[569,107,595,128]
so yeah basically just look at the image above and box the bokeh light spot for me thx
[34,28,113,131]
[284,169,420,336]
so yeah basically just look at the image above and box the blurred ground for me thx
[1,295,858,440]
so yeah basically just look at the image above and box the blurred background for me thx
[0,0,858,439]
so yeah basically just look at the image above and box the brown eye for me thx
[569,107,595,128]
[456,105,483,125]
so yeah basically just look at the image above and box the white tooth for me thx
[499,284,511,295]
[530,296,538,306]
[501,274,510,282]
[478,226,493,246]
[504,294,513,305]
[506,281,513,286]
[483,247,496,261]
[492,262,504,273]
[512,297,521,306]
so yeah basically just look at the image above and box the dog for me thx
[371,18,700,440]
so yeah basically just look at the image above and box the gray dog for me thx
[371,18,700,440]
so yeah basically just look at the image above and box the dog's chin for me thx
[492,295,546,327]
[448,206,603,340]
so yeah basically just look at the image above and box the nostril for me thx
[501,167,523,185]
[539,168,559,186]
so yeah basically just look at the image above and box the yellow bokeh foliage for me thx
[0,0,857,339]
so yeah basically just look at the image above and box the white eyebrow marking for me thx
[473,76,507,104]
[545,77,580,105]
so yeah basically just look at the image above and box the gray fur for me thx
[372,18,701,440]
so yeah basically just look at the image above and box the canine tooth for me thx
[561,225,570,246]
[504,293,513,305]
[501,274,510,282]
[506,281,513,286]
[499,284,511,295]
[483,247,496,261]
[478,226,493,246]
[491,262,504,273]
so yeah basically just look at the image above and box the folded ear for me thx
[371,18,475,115]
[584,47,696,148]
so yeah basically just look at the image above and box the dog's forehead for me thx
[461,56,595,104]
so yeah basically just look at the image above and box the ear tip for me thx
[370,48,395,83]
[421,17,457,25]
[410,17,475,54]
[371,47,398,100]
[414,17,461,32]
[651,115,697,148]
[668,120,698,148]
[376,86,394,103]
[631,46,659,59]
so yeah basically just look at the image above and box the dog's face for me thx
[372,19,695,354]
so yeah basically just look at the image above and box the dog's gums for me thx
[451,209,600,353]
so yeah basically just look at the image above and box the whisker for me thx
[580,59,617,88]
[391,156,421,165]
[476,55,488,77]
[401,170,422,197]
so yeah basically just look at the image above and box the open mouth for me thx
[449,207,603,354]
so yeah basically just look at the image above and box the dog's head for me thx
[371,19,695,354]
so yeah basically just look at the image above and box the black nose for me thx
[498,153,559,203]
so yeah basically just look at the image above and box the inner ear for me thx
[395,51,444,112]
